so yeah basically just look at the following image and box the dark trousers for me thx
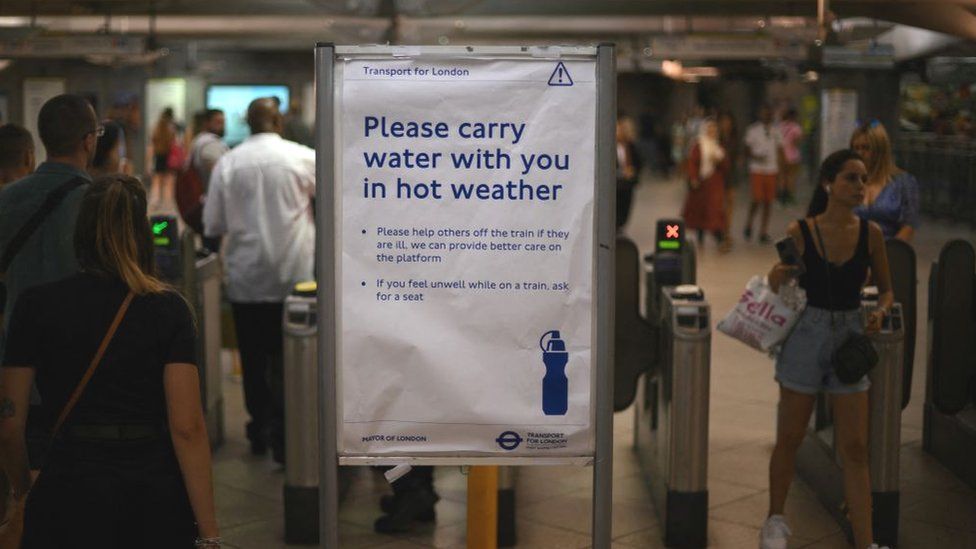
[22,437,196,548]
[616,179,636,229]
[231,301,285,450]
[391,466,434,495]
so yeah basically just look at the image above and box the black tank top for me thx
[797,218,869,311]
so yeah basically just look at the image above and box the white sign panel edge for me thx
[330,50,602,465]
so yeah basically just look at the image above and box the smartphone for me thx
[775,236,806,276]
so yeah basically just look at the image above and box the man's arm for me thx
[202,158,228,238]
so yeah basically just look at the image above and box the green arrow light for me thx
[152,221,169,235]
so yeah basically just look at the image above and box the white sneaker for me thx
[759,515,792,549]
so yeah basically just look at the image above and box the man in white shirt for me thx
[743,105,783,243]
[203,98,315,462]
[189,109,229,186]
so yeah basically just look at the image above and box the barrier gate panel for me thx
[923,239,976,491]
[615,237,656,412]
[885,239,916,409]
[635,286,709,548]
[928,241,976,415]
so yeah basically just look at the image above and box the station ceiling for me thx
[0,1,973,20]
[0,0,973,59]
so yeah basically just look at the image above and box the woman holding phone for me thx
[761,149,893,549]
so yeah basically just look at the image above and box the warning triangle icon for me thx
[548,62,573,86]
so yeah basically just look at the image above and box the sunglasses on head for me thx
[85,125,106,138]
[856,119,881,129]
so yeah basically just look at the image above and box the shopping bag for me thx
[717,275,805,352]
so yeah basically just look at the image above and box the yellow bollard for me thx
[467,465,499,549]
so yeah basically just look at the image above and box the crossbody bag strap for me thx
[0,176,88,275]
[51,291,135,436]
[811,217,836,329]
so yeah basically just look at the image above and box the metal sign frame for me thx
[314,43,615,548]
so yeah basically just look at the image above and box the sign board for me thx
[323,46,609,465]
[23,78,66,164]
[0,35,144,58]
[651,35,807,61]
[822,44,895,69]
[819,88,858,162]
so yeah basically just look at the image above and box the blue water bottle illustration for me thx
[540,330,569,416]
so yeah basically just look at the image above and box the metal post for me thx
[868,304,904,547]
[467,466,499,549]
[284,288,320,544]
[592,42,616,549]
[817,0,830,43]
[315,43,340,549]
[666,290,710,546]
[497,467,517,547]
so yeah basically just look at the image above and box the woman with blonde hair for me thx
[0,175,220,548]
[849,121,919,241]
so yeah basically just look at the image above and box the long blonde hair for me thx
[151,107,176,153]
[74,175,167,294]
[850,122,902,184]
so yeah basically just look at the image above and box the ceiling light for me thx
[662,59,683,79]
[683,66,719,77]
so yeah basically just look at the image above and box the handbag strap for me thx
[51,291,135,437]
[0,176,88,275]
[811,217,837,330]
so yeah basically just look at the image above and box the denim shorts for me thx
[775,306,871,395]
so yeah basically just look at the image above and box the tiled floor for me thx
[212,174,976,548]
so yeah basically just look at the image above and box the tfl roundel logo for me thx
[496,431,523,451]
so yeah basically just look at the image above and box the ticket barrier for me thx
[643,219,696,322]
[633,286,710,548]
[151,214,182,283]
[173,230,225,448]
[923,240,976,490]
[159,222,270,455]
[796,301,905,547]
[283,283,324,544]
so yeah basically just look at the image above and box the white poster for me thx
[335,55,597,460]
[23,78,66,163]
[819,88,858,162]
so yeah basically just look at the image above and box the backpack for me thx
[175,149,205,234]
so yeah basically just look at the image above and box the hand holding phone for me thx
[775,236,805,276]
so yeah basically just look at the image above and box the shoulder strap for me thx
[0,176,88,274]
[52,291,134,436]
[797,218,814,248]
[812,218,836,328]
[858,217,870,256]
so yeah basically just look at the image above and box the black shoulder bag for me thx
[0,176,88,328]
[812,218,879,384]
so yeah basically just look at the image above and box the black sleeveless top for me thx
[797,218,869,311]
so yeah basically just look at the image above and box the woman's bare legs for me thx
[149,171,163,208]
[833,390,873,549]
[769,385,817,516]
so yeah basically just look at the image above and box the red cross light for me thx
[666,225,680,239]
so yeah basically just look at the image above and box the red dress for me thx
[682,143,729,232]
